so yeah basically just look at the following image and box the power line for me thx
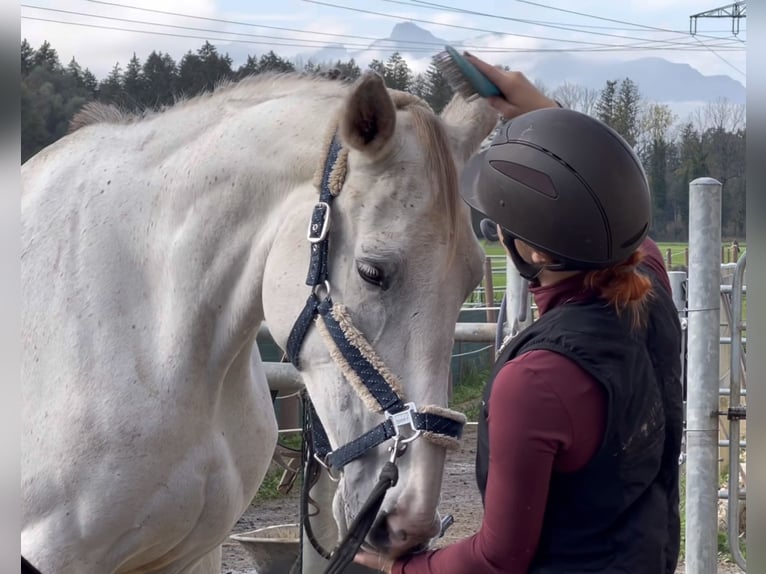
[79,0,739,53]
[500,0,742,42]
[691,36,746,77]
[20,5,392,51]
[386,0,743,48]
[84,0,665,51]
[20,15,742,55]
[412,0,741,33]
[299,0,742,50]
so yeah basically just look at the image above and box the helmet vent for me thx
[489,160,559,199]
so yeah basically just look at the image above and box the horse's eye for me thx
[357,261,386,288]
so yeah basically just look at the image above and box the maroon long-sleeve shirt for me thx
[392,238,671,574]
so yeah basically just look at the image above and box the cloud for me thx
[21,0,227,78]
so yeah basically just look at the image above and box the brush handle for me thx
[444,46,502,98]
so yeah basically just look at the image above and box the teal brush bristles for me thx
[434,45,502,101]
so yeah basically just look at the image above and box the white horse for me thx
[21,71,498,573]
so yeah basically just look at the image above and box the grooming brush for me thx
[434,45,503,101]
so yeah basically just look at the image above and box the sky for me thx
[19,0,747,85]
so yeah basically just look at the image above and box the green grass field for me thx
[474,240,747,307]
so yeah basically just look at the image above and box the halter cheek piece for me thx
[285,129,465,572]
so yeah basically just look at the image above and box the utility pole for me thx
[690,1,746,36]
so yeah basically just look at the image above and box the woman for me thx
[355,54,684,573]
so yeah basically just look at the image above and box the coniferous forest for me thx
[21,39,746,240]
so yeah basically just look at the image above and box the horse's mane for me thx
[68,72,353,133]
[68,71,462,257]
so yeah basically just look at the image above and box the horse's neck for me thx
[137,88,335,376]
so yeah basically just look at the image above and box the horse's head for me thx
[262,71,498,558]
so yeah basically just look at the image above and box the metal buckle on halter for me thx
[313,452,341,482]
[385,402,422,445]
[307,201,331,243]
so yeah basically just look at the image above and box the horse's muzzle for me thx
[367,509,440,558]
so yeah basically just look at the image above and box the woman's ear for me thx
[530,250,550,265]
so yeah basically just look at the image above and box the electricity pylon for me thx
[690,1,746,36]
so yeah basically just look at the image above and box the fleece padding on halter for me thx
[312,119,348,198]
[315,300,405,413]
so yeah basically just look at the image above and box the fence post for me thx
[685,177,722,574]
[666,248,672,269]
[483,256,496,362]
[505,257,531,338]
[668,271,688,397]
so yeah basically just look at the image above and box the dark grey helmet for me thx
[460,107,651,271]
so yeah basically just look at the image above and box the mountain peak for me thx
[388,21,446,46]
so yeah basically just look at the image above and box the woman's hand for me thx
[464,52,559,120]
[354,549,395,573]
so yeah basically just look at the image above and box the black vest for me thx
[476,272,683,574]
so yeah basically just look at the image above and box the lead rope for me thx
[323,456,399,574]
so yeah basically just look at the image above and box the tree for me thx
[81,69,98,97]
[596,79,617,126]
[198,41,233,90]
[552,82,599,115]
[383,52,412,91]
[692,97,745,134]
[424,55,454,114]
[612,78,642,147]
[33,41,60,72]
[410,72,428,100]
[178,42,233,96]
[122,53,145,110]
[303,60,321,75]
[368,58,386,79]
[334,58,360,81]
[142,51,178,108]
[21,80,49,161]
[639,103,676,235]
[21,39,34,75]
[257,50,295,73]
[99,63,124,104]
[238,55,261,79]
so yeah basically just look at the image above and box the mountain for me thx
[366,21,450,53]
[529,54,745,104]
[290,22,745,106]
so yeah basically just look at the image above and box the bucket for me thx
[230,524,301,574]
[230,524,378,573]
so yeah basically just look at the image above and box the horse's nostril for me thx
[367,512,391,550]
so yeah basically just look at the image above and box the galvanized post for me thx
[685,177,722,574]
[727,252,747,571]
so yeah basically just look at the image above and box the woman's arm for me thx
[388,351,605,574]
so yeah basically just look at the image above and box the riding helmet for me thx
[460,107,651,271]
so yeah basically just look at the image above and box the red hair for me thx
[583,250,653,330]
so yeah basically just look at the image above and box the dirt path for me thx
[222,425,742,573]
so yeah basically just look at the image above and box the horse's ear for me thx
[439,94,499,164]
[339,71,396,156]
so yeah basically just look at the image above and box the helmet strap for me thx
[503,234,546,282]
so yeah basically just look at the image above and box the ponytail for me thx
[583,250,653,330]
